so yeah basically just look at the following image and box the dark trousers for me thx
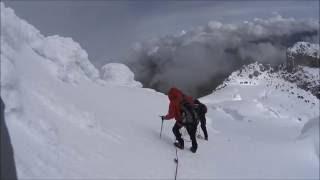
[172,122,198,149]
[200,117,208,139]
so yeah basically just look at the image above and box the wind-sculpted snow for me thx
[128,14,319,97]
[101,63,142,87]
[1,2,99,84]
[0,3,43,50]
[32,35,99,83]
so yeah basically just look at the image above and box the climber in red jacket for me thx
[161,87,198,153]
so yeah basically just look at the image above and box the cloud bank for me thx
[126,15,319,97]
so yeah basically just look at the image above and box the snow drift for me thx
[32,35,100,83]
[1,2,319,179]
[1,2,166,178]
[101,63,142,87]
[1,3,99,84]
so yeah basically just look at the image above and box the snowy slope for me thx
[2,3,169,178]
[1,3,319,179]
[200,63,319,178]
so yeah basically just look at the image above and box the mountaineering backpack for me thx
[180,97,199,125]
[195,102,207,117]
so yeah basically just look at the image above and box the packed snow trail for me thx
[1,3,319,179]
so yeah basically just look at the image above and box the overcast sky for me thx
[4,0,319,67]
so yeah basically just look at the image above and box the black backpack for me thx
[180,97,199,125]
[195,102,207,117]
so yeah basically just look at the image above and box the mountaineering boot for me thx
[190,146,197,153]
[174,141,184,149]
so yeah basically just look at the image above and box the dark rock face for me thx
[283,42,320,98]
[286,42,319,72]
[228,62,319,99]
[1,97,18,180]
[282,67,320,99]
[287,54,319,72]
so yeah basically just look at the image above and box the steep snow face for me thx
[0,3,43,50]
[32,35,100,83]
[288,41,319,59]
[101,63,142,87]
[1,2,167,178]
[1,2,99,85]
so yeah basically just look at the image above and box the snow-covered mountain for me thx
[1,2,319,179]
[202,62,319,178]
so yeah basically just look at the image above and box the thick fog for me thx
[126,15,319,97]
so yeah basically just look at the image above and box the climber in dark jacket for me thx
[194,99,208,140]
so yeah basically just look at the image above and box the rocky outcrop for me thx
[286,42,319,72]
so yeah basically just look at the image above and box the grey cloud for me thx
[126,15,319,97]
[5,1,319,68]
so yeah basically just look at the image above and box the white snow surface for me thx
[32,35,100,83]
[1,3,319,179]
[101,63,142,87]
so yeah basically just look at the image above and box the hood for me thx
[168,87,183,101]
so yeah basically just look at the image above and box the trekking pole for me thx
[160,116,164,138]
[174,147,179,180]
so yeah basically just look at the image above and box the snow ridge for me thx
[218,62,320,99]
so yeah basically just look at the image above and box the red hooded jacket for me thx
[164,87,194,122]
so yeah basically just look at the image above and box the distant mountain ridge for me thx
[217,61,319,99]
